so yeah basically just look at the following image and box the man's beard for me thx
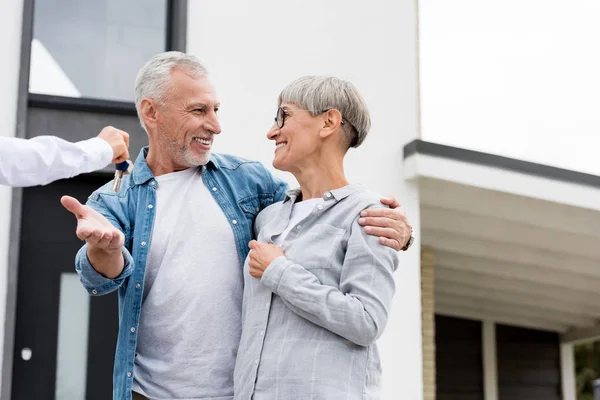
[158,126,210,167]
[182,144,210,167]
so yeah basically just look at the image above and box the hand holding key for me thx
[97,126,130,163]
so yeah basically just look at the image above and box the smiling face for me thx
[266,103,326,172]
[149,68,221,169]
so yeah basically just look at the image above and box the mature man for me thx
[61,51,413,400]
[0,126,129,187]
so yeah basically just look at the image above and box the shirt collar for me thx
[283,183,363,203]
[131,146,220,186]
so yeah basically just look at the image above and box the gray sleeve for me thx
[260,211,399,346]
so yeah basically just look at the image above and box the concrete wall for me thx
[187,1,423,398]
[0,0,24,394]
[419,0,600,176]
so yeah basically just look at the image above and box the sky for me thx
[419,0,600,175]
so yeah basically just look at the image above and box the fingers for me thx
[113,153,128,164]
[76,229,93,242]
[361,207,406,220]
[378,236,402,251]
[61,196,85,218]
[98,126,130,163]
[358,216,400,228]
[77,226,124,249]
[111,142,129,164]
[379,196,401,208]
[248,259,263,278]
[248,240,258,249]
[108,232,125,249]
[121,131,130,147]
[364,226,402,241]
[96,232,114,248]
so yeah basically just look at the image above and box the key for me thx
[112,160,132,192]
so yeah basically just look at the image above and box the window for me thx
[29,0,168,102]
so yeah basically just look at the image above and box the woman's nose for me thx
[266,124,279,140]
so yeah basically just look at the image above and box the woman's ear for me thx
[319,109,343,139]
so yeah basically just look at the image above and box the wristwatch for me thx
[401,226,415,251]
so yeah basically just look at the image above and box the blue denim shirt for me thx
[74,147,287,400]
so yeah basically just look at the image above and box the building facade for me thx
[1,0,599,399]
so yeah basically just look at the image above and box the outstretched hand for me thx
[60,195,124,251]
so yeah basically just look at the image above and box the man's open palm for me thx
[61,195,124,251]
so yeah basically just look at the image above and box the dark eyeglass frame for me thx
[274,107,346,129]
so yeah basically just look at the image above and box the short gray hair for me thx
[134,51,209,131]
[278,76,371,149]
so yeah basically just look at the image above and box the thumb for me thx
[61,196,85,219]
[380,196,400,208]
[248,240,259,249]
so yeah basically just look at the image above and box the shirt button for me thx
[150,181,156,186]
[141,241,147,247]
[91,289,98,295]
[255,359,259,365]
[260,330,264,336]
[265,302,270,308]
[317,205,323,210]
[325,192,332,198]
[130,327,135,333]
[296,225,301,230]
[127,372,132,378]
[135,283,141,289]
[212,187,217,192]
[147,204,153,209]
[232,220,238,225]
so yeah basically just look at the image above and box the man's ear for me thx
[140,98,159,129]
[319,109,343,139]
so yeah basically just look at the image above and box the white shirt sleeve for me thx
[0,136,114,187]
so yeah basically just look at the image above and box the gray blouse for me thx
[233,184,399,400]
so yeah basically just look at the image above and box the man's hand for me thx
[61,196,124,249]
[248,240,285,279]
[98,126,130,164]
[358,196,412,251]
[61,195,125,279]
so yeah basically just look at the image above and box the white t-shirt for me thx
[132,166,242,400]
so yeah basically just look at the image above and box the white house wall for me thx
[186,1,423,399]
[419,0,600,176]
[0,0,24,393]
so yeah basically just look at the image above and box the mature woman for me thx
[233,76,399,400]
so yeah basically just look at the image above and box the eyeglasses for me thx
[274,107,346,129]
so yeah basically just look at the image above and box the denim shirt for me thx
[74,147,287,400]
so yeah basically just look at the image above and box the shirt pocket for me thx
[238,194,274,217]
[288,224,346,270]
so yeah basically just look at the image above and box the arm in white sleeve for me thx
[0,136,113,187]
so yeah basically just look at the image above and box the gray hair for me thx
[278,76,371,149]
[134,51,209,131]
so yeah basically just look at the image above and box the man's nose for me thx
[206,113,222,135]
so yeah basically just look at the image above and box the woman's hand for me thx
[248,240,285,278]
